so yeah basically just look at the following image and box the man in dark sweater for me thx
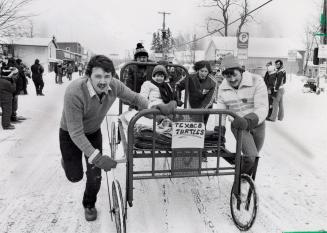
[59,55,175,221]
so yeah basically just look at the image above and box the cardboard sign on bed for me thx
[172,122,205,149]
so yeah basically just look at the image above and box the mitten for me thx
[152,100,177,115]
[89,152,117,172]
[231,117,248,130]
[243,113,259,130]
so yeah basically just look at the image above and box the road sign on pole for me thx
[237,32,249,49]
[237,48,248,60]
[237,32,249,60]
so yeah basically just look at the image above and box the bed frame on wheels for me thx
[108,108,259,232]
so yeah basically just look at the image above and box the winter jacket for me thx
[263,71,276,88]
[67,65,74,74]
[0,78,16,101]
[176,72,217,109]
[31,63,44,80]
[140,80,165,107]
[216,71,268,125]
[275,67,286,91]
[15,64,26,94]
[125,64,154,93]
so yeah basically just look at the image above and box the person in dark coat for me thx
[54,63,59,84]
[125,43,153,93]
[176,60,217,124]
[0,60,17,129]
[31,59,45,96]
[267,59,286,121]
[67,63,74,81]
[263,63,277,119]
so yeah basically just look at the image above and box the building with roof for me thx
[0,37,58,72]
[205,36,305,74]
[56,42,84,65]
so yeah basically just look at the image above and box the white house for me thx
[0,37,58,72]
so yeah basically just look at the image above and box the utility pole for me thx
[192,34,196,63]
[158,11,171,60]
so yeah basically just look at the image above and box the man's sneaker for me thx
[84,207,97,221]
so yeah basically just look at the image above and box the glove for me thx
[176,99,184,107]
[152,100,177,115]
[231,116,248,130]
[90,152,117,172]
[243,113,259,130]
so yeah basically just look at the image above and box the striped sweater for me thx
[215,71,268,125]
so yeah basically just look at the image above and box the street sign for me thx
[238,48,248,60]
[288,50,297,62]
[318,45,327,58]
[237,32,249,49]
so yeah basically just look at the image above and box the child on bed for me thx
[139,65,176,107]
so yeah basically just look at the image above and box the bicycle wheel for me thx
[111,122,117,159]
[112,180,126,233]
[230,174,258,231]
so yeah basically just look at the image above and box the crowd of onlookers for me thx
[0,57,46,130]
[54,62,85,84]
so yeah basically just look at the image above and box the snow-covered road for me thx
[0,72,326,233]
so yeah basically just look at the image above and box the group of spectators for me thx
[0,57,45,130]
[54,63,84,84]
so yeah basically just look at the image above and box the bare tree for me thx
[0,0,34,36]
[203,0,254,36]
[1,20,34,37]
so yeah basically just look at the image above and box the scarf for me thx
[151,79,174,104]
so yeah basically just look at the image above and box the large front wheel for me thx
[230,174,258,231]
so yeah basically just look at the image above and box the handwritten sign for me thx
[172,122,205,148]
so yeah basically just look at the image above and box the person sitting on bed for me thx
[139,65,177,107]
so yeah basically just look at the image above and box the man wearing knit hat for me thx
[215,55,268,175]
[126,43,153,94]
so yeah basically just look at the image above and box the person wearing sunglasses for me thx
[215,55,268,175]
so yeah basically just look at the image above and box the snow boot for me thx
[3,124,15,130]
[84,207,97,221]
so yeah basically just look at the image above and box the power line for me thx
[178,0,274,47]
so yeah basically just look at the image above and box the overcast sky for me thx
[26,0,320,58]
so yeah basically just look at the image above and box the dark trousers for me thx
[11,94,18,118]
[32,78,44,95]
[55,73,58,84]
[22,77,28,94]
[59,128,102,208]
[0,96,13,128]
